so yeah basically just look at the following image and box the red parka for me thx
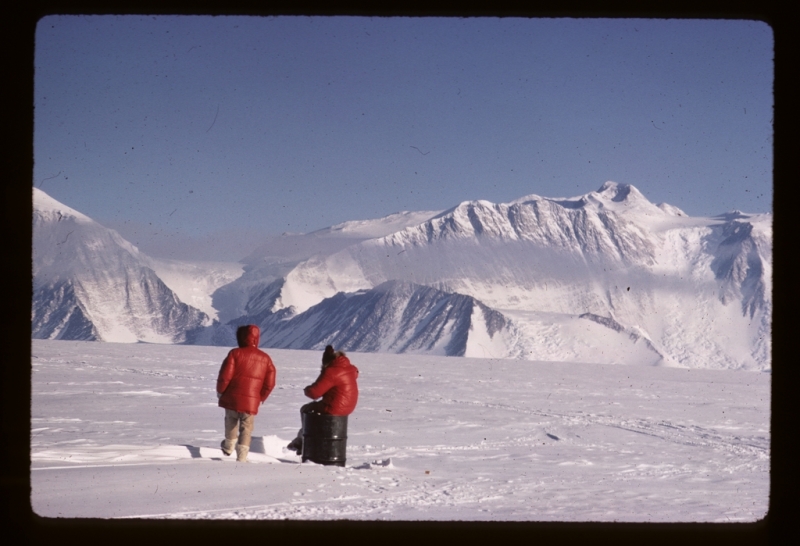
[217,325,276,415]
[303,353,359,416]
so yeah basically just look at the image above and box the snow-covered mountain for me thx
[32,182,772,370]
[32,188,211,343]
[226,182,771,370]
[211,210,439,323]
[225,280,522,358]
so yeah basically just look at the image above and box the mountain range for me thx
[31,183,772,370]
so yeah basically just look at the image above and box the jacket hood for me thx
[236,324,260,348]
[328,353,355,370]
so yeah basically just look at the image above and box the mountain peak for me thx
[573,181,666,217]
[597,180,632,198]
[33,187,92,223]
[593,181,648,204]
[512,182,659,215]
[714,210,750,221]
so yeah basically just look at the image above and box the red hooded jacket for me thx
[304,353,359,416]
[217,325,276,415]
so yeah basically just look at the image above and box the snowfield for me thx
[31,339,769,521]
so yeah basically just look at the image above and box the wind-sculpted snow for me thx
[32,188,210,343]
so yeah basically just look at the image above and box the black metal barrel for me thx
[301,412,348,466]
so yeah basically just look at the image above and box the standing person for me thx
[217,324,276,462]
[286,345,359,454]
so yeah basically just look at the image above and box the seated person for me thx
[287,345,359,454]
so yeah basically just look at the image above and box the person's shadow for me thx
[181,440,299,463]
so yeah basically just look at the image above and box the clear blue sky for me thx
[34,16,773,261]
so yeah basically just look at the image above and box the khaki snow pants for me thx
[224,409,255,448]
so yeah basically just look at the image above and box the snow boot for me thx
[221,438,236,456]
[236,444,249,463]
[286,436,303,455]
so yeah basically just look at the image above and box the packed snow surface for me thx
[31,340,769,521]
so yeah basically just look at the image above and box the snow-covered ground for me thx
[31,339,769,521]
